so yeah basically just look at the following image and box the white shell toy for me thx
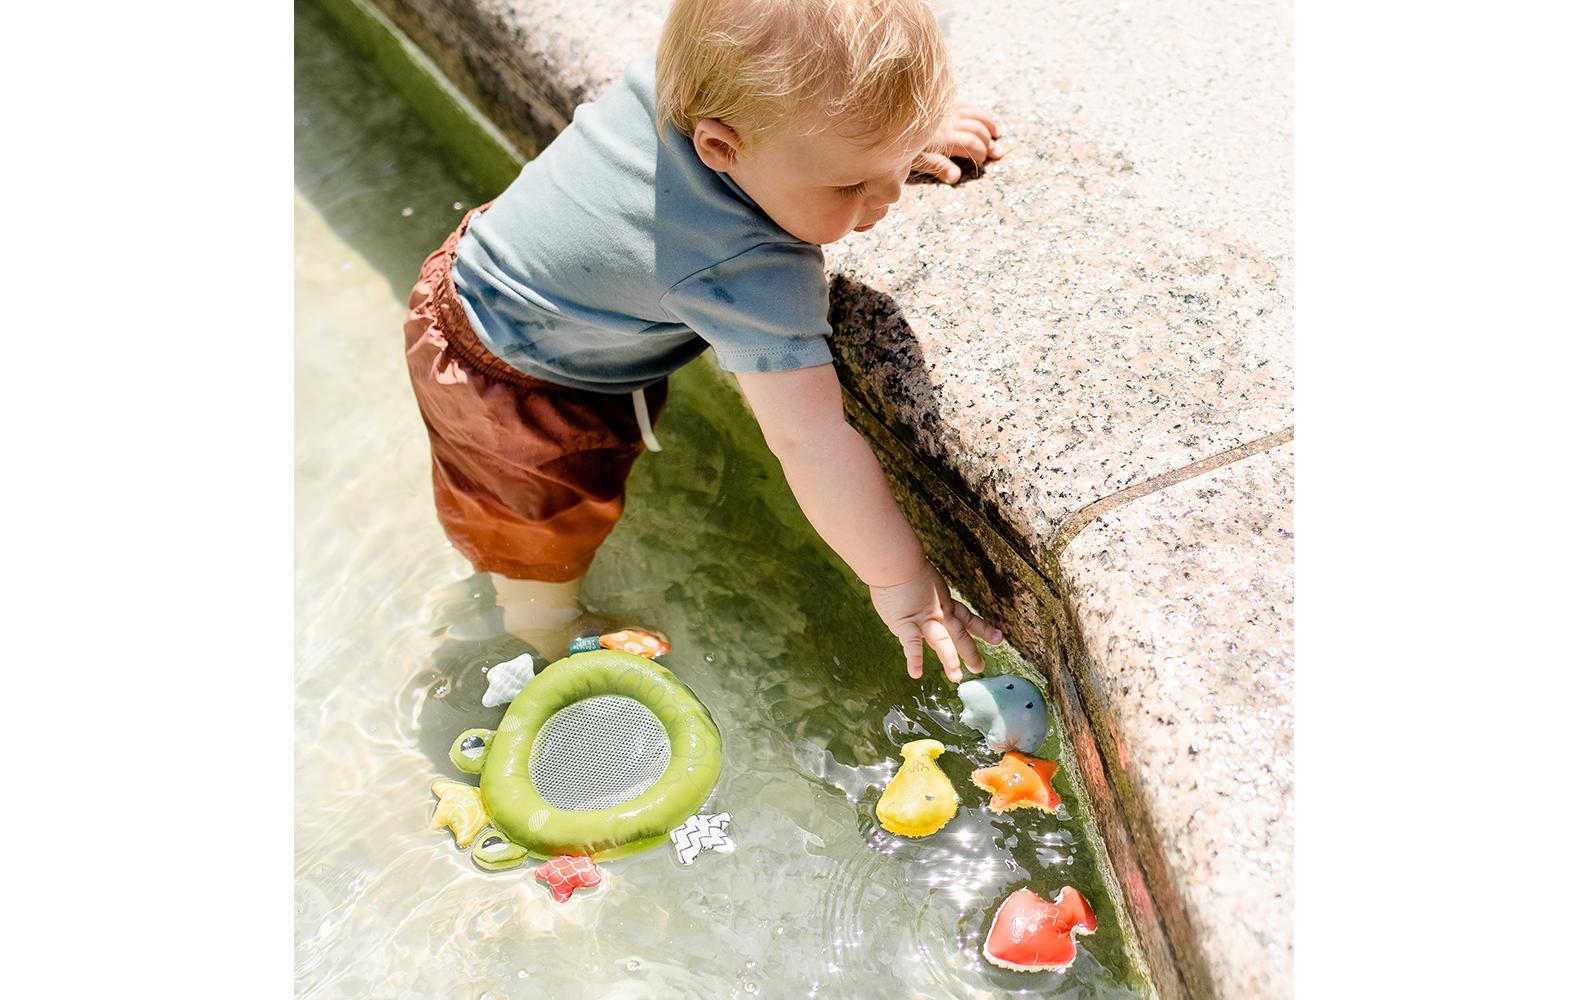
[481,653,538,708]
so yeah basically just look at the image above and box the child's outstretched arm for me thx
[737,364,1004,681]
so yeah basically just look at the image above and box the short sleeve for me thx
[660,242,834,374]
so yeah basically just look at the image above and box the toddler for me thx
[404,0,1005,680]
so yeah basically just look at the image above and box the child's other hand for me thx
[869,563,1005,682]
[912,103,1003,184]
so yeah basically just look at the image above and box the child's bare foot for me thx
[445,573,618,657]
[499,603,616,657]
[439,573,672,661]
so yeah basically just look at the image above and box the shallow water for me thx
[294,3,1146,995]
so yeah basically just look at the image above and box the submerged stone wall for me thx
[339,0,1294,995]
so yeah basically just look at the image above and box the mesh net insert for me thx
[529,695,673,811]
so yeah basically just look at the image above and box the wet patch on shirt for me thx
[708,283,737,304]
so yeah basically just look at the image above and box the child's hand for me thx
[912,103,1004,184]
[869,563,1005,682]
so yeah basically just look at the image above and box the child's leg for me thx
[437,573,599,651]
[402,207,668,654]
[491,572,591,650]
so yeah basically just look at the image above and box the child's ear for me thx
[691,118,742,172]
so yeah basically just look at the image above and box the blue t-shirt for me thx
[451,55,835,394]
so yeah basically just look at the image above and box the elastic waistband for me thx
[432,203,567,393]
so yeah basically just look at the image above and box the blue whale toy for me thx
[957,676,1049,754]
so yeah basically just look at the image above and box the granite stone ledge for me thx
[367,0,668,155]
[350,2,1294,996]
[1059,444,1294,999]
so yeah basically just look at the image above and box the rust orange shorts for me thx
[402,205,667,582]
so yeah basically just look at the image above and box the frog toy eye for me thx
[448,728,496,774]
[471,828,530,871]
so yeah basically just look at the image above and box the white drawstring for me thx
[631,388,662,452]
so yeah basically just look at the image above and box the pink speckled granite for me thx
[826,0,1292,567]
[1060,444,1294,999]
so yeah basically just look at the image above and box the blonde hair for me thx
[656,0,955,152]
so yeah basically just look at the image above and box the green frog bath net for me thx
[441,648,722,864]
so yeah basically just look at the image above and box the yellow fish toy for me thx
[875,739,959,837]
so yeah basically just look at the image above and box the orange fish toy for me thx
[971,751,1062,814]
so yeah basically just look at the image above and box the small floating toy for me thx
[876,739,959,837]
[568,627,670,659]
[430,779,490,847]
[432,648,722,871]
[534,854,603,903]
[983,886,1097,973]
[958,676,1049,753]
[482,652,538,708]
[601,628,670,658]
[971,752,1062,814]
[472,829,530,871]
[670,812,735,865]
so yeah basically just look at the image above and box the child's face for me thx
[694,120,922,245]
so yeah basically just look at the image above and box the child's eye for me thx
[833,182,867,197]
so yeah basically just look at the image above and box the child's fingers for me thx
[913,151,961,184]
[943,612,985,675]
[965,615,1003,647]
[950,601,1003,648]
[956,117,994,151]
[953,104,1001,140]
[895,620,926,679]
[976,621,1005,643]
[950,129,991,163]
[921,619,963,683]
[956,119,1002,161]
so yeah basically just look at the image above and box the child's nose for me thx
[867,171,906,208]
